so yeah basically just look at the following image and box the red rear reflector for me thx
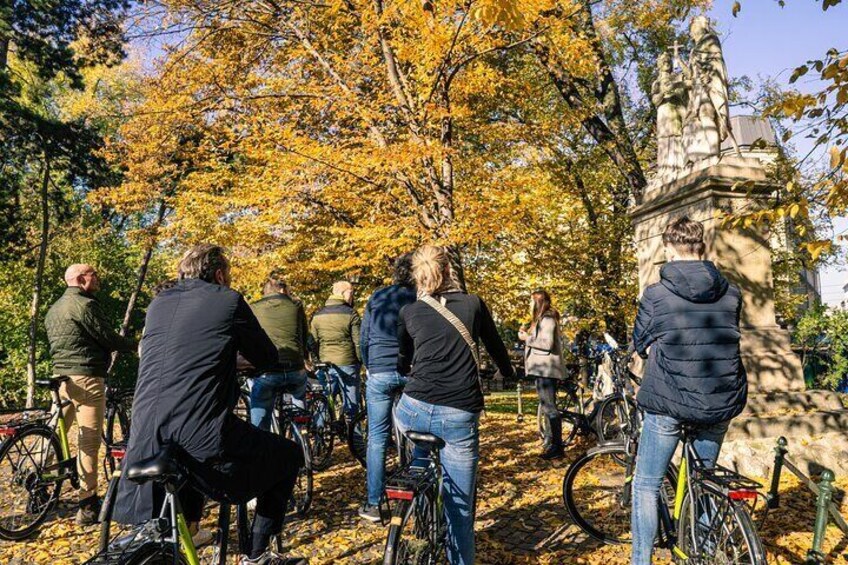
[0,427,16,437]
[293,416,311,424]
[729,490,757,501]
[110,448,126,460]
[386,489,414,501]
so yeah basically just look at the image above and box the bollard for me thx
[805,469,836,565]
[767,437,788,510]
[516,380,524,423]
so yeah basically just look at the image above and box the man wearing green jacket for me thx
[44,264,136,525]
[249,274,310,430]
[310,281,362,420]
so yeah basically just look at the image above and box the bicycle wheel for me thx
[562,443,675,545]
[284,422,313,518]
[307,392,335,471]
[104,403,131,480]
[383,489,445,565]
[595,396,640,444]
[542,383,585,446]
[0,426,63,540]
[348,410,368,468]
[675,485,767,564]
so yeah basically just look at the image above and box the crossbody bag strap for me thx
[419,294,480,369]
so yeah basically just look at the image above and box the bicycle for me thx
[102,381,133,481]
[312,362,366,466]
[235,374,314,518]
[88,442,239,565]
[0,376,79,540]
[382,431,447,565]
[562,421,767,563]
[538,333,639,448]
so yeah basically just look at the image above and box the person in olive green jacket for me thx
[44,264,136,525]
[310,281,362,419]
[249,274,310,430]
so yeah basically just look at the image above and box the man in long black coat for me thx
[115,244,303,564]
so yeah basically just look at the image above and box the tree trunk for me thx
[25,155,50,408]
[0,37,8,71]
[108,200,168,374]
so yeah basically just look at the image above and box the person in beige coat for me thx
[519,289,565,460]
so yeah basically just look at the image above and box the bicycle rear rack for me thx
[385,459,436,501]
[696,464,762,500]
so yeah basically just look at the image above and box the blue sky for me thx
[708,0,848,305]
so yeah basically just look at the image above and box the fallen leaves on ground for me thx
[1,393,847,563]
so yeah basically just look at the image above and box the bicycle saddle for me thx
[405,431,446,451]
[126,444,183,485]
[35,376,69,390]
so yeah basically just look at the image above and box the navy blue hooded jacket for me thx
[360,284,417,373]
[633,260,747,424]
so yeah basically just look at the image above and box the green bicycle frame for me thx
[55,412,72,461]
[177,512,200,565]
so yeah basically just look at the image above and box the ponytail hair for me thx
[412,245,455,296]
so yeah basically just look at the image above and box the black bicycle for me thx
[382,431,447,565]
[102,382,133,481]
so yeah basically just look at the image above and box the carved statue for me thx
[675,16,738,163]
[652,52,687,173]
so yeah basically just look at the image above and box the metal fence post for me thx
[806,469,836,565]
[516,379,524,423]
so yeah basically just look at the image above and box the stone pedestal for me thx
[632,154,804,393]
[631,153,848,474]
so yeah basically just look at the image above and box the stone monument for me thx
[632,16,848,474]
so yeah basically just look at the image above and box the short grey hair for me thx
[178,244,229,283]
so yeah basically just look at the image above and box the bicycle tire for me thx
[595,396,640,444]
[103,403,131,481]
[0,426,63,540]
[348,410,368,468]
[536,389,578,445]
[284,421,313,518]
[307,392,335,471]
[98,471,121,552]
[382,488,444,565]
[675,483,767,564]
[562,442,675,545]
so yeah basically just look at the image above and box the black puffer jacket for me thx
[633,260,747,424]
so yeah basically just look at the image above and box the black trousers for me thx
[180,414,303,538]
[535,377,563,447]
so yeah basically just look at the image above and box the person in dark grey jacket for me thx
[115,245,304,565]
[630,217,747,565]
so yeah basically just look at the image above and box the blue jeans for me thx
[394,394,480,565]
[365,371,407,505]
[317,364,360,420]
[249,370,308,431]
[631,413,730,565]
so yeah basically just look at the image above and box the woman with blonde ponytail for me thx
[395,245,515,565]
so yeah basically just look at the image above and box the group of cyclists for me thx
[40,215,748,564]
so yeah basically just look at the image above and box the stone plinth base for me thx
[631,155,805,393]
[633,152,848,474]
